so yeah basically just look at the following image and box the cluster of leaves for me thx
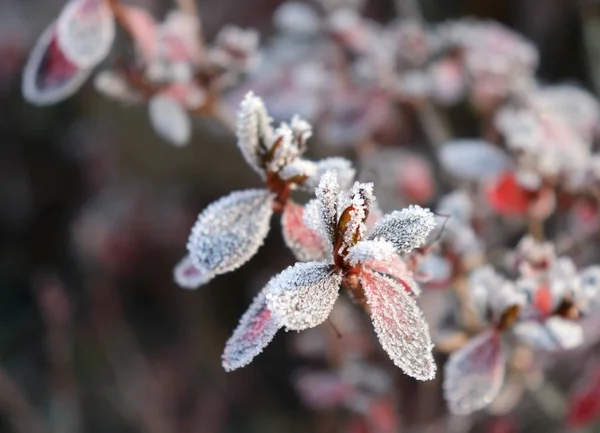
[22,0,600,430]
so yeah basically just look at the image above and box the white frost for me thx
[187,189,275,279]
[222,287,281,371]
[266,261,342,331]
[368,205,435,254]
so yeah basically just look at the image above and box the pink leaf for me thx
[57,0,115,68]
[120,5,158,63]
[22,23,91,105]
[443,329,505,414]
[359,269,436,380]
[281,201,328,262]
[222,287,280,371]
[364,255,420,295]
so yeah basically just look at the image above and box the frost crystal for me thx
[222,287,280,371]
[346,239,395,266]
[314,171,340,246]
[148,93,192,146]
[360,269,436,380]
[173,255,214,290]
[22,23,92,106]
[281,201,329,261]
[56,0,115,68]
[368,205,435,253]
[443,330,505,415]
[236,92,274,177]
[266,262,342,331]
[513,317,584,351]
[187,189,274,281]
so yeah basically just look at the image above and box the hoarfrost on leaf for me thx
[22,23,92,106]
[173,255,214,289]
[364,255,421,296]
[346,239,396,266]
[439,139,511,181]
[148,93,192,146]
[56,0,116,68]
[266,261,342,331]
[360,269,436,380]
[443,329,505,415]
[281,201,329,261]
[314,171,341,246]
[368,205,435,253]
[187,189,275,281]
[513,317,584,351]
[302,157,356,191]
[222,287,280,371]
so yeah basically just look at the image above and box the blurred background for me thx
[1,0,599,432]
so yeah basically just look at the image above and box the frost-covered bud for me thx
[236,92,274,177]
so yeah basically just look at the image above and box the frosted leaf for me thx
[278,158,316,183]
[266,261,342,331]
[120,5,157,62]
[302,157,356,191]
[365,255,421,296]
[368,205,435,254]
[56,0,115,68]
[346,239,395,266]
[437,190,473,224]
[22,23,92,106]
[577,266,600,314]
[173,254,214,289]
[439,140,511,181]
[188,189,275,277]
[469,266,524,323]
[148,93,191,146]
[274,1,321,35]
[290,114,313,149]
[93,70,141,104]
[514,235,556,276]
[281,201,329,262]
[360,269,436,380]
[222,287,280,371]
[236,92,273,177]
[443,330,505,415]
[548,257,580,306]
[314,171,340,246]
[513,317,584,351]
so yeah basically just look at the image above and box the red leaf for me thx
[485,171,531,216]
